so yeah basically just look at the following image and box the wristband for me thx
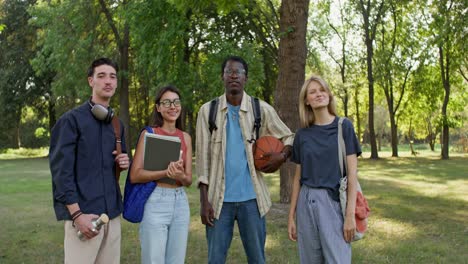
[71,211,83,227]
[71,210,82,219]
[72,212,83,221]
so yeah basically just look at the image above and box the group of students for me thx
[49,56,361,264]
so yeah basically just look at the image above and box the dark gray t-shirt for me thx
[291,116,361,201]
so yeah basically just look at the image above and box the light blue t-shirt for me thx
[224,103,256,202]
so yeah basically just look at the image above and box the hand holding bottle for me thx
[77,214,109,241]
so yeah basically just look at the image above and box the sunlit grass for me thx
[0,147,48,159]
[0,150,467,263]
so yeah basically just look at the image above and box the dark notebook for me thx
[143,133,181,171]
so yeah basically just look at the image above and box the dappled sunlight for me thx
[264,172,281,200]
[361,175,468,202]
[265,235,281,250]
[451,209,468,223]
[370,217,417,242]
[189,218,205,233]
[1,154,466,263]
[360,151,467,159]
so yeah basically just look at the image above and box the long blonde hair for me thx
[298,75,337,128]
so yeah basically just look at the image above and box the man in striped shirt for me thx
[196,55,294,264]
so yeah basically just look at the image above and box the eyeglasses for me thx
[224,69,246,76]
[159,99,181,108]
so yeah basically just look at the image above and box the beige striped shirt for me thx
[196,92,294,218]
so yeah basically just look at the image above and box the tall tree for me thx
[0,0,38,148]
[374,2,417,157]
[32,0,132,151]
[276,0,310,203]
[243,0,281,103]
[422,0,465,159]
[313,0,356,117]
[409,64,443,151]
[98,0,131,157]
[355,0,387,159]
[128,0,269,139]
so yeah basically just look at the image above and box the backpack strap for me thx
[127,126,153,182]
[145,126,153,134]
[337,117,347,178]
[208,98,219,134]
[251,96,261,141]
[208,96,261,141]
[112,116,122,182]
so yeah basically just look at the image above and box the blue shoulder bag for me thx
[123,126,157,223]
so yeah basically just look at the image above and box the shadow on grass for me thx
[355,174,468,263]
[359,156,468,183]
[1,155,466,263]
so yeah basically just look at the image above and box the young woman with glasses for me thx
[129,85,192,264]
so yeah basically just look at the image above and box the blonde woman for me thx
[288,76,361,263]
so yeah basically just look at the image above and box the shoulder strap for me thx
[145,126,153,134]
[337,117,347,178]
[112,116,122,181]
[251,96,261,140]
[208,96,261,140]
[208,98,219,134]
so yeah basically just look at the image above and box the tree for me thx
[422,0,465,159]
[276,0,310,203]
[312,0,356,117]
[0,0,41,148]
[98,0,132,157]
[32,0,133,151]
[409,64,442,151]
[374,1,418,157]
[354,0,387,159]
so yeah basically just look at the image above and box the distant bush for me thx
[0,148,48,159]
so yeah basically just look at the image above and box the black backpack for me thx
[208,96,261,142]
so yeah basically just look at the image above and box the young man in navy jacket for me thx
[49,58,129,264]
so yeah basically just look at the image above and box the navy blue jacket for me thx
[49,102,127,220]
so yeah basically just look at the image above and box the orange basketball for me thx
[253,136,284,172]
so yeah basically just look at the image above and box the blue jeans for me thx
[206,199,266,264]
[139,187,190,264]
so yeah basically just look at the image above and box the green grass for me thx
[0,151,467,263]
[0,147,48,159]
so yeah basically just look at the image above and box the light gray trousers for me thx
[297,186,351,264]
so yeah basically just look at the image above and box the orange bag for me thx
[338,117,370,241]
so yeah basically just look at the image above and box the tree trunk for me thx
[340,64,348,117]
[261,51,275,104]
[99,0,131,158]
[358,0,384,159]
[387,96,398,157]
[426,119,436,151]
[48,88,56,132]
[119,23,131,159]
[187,111,195,150]
[377,133,381,151]
[390,114,398,157]
[439,46,450,160]
[276,0,309,203]
[408,118,417,156]
[354,85,361,142]
[429,141,435,151]
[16,111,21,148]
[365,35,378,159]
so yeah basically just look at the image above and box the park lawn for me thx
[0,151,467,263]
